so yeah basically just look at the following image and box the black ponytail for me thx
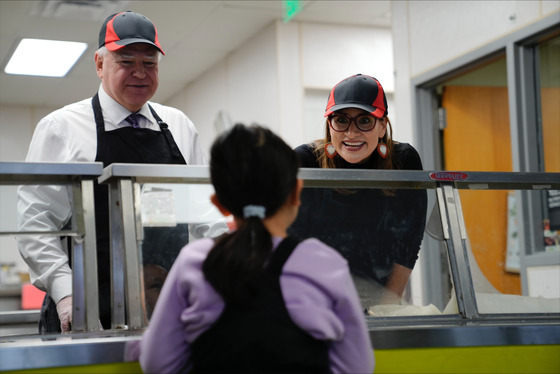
[203,124,299,304]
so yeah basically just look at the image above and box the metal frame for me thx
[0,335,138,371]
[108,178,145,329]
[0,162,103,332]
[411,13,560,311]
[4,162,558,330]
[1,164,559,370]
[99,164,560,327]
[98,164,212,329]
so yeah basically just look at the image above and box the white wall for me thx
[167,22,280,158]
[406,1,558,78]
[300,23,394,92]
[0,105,55,274]
[172,21,394,154]
[0,105,53,161]
[391,0,560,148]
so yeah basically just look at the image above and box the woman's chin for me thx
[340,151,370,164]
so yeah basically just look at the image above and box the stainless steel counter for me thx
[2,163,559,371]
[1,322,559,371]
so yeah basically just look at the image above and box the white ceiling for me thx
[0,0,391,108]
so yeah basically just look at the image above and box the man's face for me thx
[96,43,159,112]
[143,264,167,319]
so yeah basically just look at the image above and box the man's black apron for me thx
[39,94,187,333]
[191,237,329,373]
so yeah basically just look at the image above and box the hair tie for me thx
[243,205,266,219]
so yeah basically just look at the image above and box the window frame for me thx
[412,14,560,299]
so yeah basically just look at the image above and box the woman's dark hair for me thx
[203,124,299,304]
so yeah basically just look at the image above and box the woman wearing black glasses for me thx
[289,74,428,308]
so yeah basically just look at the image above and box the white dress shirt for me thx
[17,85,223,304]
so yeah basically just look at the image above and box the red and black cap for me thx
[324,74,388,118]
[99,11,164,55]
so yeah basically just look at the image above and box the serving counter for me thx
[1,163,559,373]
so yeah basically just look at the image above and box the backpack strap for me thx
[266,236,301,276]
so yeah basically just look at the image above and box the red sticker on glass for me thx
[429,172,469,181]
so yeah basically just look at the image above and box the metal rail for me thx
[99,164,560,326]
[0,162,103,332]
[1,163,559,371]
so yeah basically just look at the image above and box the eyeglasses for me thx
[328,112,379,132]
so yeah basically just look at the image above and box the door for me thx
[442,85,521,295]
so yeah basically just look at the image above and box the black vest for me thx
[191,237,330,373]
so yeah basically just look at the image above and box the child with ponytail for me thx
[138,124,374,373]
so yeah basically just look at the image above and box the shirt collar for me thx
[97,84,156,126]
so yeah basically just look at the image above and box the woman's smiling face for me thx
[328,108,387,164]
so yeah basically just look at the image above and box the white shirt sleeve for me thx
[17,114,79,303]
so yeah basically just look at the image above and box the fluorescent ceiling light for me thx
[4,38,87,77]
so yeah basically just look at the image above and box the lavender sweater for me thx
[137,236,375,374]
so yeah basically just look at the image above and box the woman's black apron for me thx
[38,94,187,333]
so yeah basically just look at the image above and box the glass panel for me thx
[538,34,560,173]
[460,188,560,314]
[1,183,78,337]
[438,55,515,289]
[0,186,19,233]
[538,35,560,254]
[137,183,229,320]
[0,184,76,234]
[544,190,560,252]
[0,184,26,332]
[440,56,511,174]
[459,189,521,293]
[289,186,457,317]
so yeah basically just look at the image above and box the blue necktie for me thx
[125,113,142,128]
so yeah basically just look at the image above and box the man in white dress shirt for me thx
[17,11,226,333]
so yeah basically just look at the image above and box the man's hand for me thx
[56,295,72,332]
